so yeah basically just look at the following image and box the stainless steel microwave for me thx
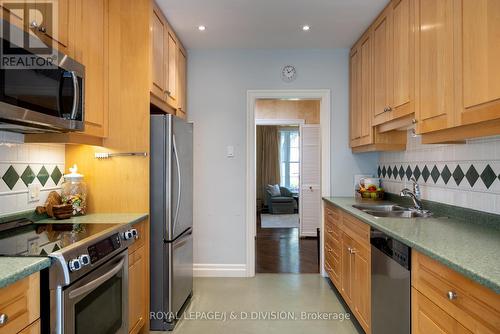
[0,25,85,133]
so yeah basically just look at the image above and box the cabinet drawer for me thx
[128,220,147,254]
[0,273,40,334]
[341,212,370,246]
[412,251,500,334]
[325,204,341,222]
[325,253,341,287]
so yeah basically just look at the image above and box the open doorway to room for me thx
[254,99,321,273]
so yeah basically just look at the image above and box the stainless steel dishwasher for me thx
[371,228,411,334]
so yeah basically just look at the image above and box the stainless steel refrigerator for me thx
[150,114,193,331]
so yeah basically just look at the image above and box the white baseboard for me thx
[193,263,247,277]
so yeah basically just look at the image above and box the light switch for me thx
[227,145,235,158]
[28,183,40,202]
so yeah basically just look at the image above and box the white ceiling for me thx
[157,0,389,50]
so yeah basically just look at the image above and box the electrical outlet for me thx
[28,183,40,202]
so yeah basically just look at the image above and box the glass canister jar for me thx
[61,164,87,216]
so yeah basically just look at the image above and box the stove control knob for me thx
[79,254,91,266]
[123,230,134,240]
[130,228,139,239]
[68,258,82,272]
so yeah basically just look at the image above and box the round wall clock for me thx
[281,65,297,82]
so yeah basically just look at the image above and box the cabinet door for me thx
[33,0,69,51]
[415,0,455,133]
[341,233,354,306]
[76,0,107,138]
[373,8,392,125]
[359,34,373,145]
[176,47,187,118]
[129,246,146,334]
[412,288,472,334]
[151,7,167,101]
[391,0,414,119]
[167,31,178,105]
[19,319,41,334]
[350,48,362,145]
[353,241,371,333]
[457,0,500,126]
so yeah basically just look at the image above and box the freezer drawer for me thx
[171,229,193,316]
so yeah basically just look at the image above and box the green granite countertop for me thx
[0,213,147,289]
[323,197,500,294]
[0,257,51,288]
[35,213,148,226]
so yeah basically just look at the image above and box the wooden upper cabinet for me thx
[150,2,187,117]
[151,7,167,100]
[166,30,178,104]
[373,0,414,126]
[350,47,362,144]
[415,0,455,134]
[456,0,500,126]
[391,0,414,119]
[350,33,373,147]
[29,0,69,54]
[177,47,187,118]
[359,34,373,145]
[372,8,392,125]
[76,0,108,138]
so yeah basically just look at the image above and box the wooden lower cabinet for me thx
[129,244,146,334]
[18,320,41,334]
[412,251,500,334]
[0,273,40,334]
[324,203,371,334]
[412,288,472,334]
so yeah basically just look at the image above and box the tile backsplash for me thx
[0,141,65,215]
[379,131,500,215]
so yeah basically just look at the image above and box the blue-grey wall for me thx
[187,48,378,267]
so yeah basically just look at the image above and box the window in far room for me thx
[279,127,300,193]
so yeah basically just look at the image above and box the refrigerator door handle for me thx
[172,134,182,235]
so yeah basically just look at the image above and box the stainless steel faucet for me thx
[400,178,423,211]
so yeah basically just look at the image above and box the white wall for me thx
[380,132,500,214]
[188,49,378,268]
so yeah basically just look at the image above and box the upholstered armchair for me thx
[265,185,296,214]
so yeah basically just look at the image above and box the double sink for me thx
[352,203,433,218]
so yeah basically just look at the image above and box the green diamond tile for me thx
[37,166,50,186]
[2,165,19,190]
[51,166,62,185]
[20,166,35,186]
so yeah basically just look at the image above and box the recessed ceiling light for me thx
[302,25,310,31]
[198,25,206,31]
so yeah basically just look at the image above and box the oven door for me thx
[62,251,128,334]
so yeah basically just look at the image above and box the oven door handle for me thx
[68,258,125,300]
[69,71,80,120]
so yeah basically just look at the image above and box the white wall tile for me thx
[0,143,65,215]
[379,130,500,214]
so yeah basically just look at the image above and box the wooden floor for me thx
[255,213,319,273]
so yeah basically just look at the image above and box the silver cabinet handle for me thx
[412,118,418,124]
[166,90,171,96]
[350,248,357,254]
[38,26,46,33]
[347,247,352,253]
[383,107,388,112]
[387,106,392,112]
[447,291,457,301]
[30,20,39,29]
[0,313,8,326]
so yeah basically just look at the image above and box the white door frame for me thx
[246,89,331,277]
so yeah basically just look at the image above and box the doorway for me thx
[245,89,331,277]
[246,90,331,277]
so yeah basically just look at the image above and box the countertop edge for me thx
[323,197,500,294]
[0,258,51,289]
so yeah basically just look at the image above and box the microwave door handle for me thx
[69,71,80,120]
[68,258,125,300]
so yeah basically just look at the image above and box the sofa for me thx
[265,185,296,214]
